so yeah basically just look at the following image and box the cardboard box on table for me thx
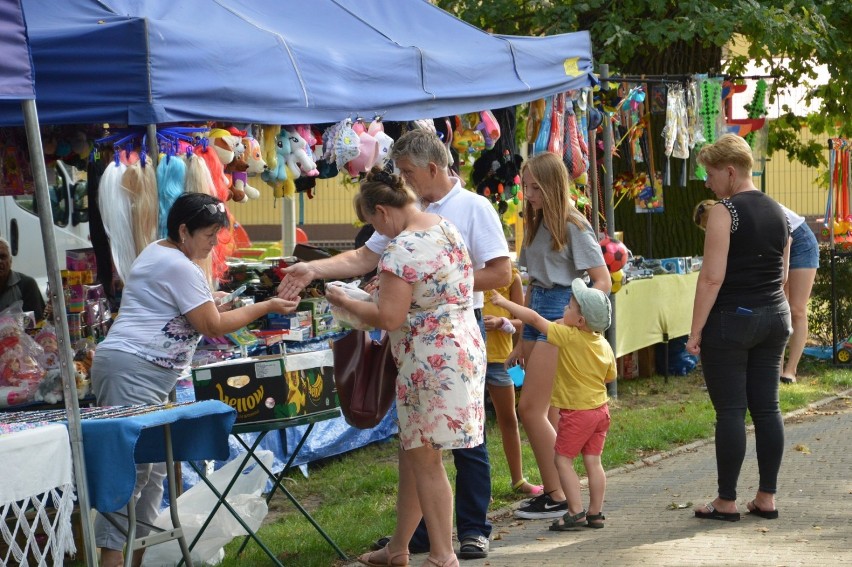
[191,349,337,424]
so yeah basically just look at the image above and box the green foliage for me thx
[808,245,852,347]
[435,0,852,167]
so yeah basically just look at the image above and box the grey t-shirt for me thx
[519,221,605,288]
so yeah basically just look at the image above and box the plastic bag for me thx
[141,450,273,566]
[326,280,375,330]
[0,301,47,406]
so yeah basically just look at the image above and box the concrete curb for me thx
[488,386,852,521]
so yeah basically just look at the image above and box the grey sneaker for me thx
[513,491,568,519]
[458,535,489,559]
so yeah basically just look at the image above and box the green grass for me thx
[209,357,851,567]
[70,357,852,566]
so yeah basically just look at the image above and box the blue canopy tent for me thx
[0,0,98,563]
[0,0,597,255]
[0,0,595,126]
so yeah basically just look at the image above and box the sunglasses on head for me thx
[201,202,226,214]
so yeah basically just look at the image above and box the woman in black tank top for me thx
[687,134,792,523]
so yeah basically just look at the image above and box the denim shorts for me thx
[485,362,513,387]
[789,224,819,270]
[522,285,572,342]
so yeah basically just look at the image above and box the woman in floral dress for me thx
[326,168,485,567]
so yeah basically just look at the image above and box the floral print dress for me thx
[379,219,486,450]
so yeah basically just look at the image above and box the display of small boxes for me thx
[191,350,337,423]
[267,310,312,330]
[659,257,691,275]
[298,297,341,337]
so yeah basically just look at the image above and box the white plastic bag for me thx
[142,450,273,566]
[326,280,375,330]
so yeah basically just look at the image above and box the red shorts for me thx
[554,404,611,459]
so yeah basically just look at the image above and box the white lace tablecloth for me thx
[0,423,76,566]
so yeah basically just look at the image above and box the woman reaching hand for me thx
[91,193,298,567]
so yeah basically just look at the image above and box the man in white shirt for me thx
[278,129,510,559]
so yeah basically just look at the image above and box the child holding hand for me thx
[491,277,616,530]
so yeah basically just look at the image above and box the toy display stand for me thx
[822,138,852,364]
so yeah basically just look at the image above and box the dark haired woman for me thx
[91,192,298,567]
[326,168,485,567]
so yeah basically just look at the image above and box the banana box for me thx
[191,350,337,423]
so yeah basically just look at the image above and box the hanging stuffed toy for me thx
[367,118,394,169]
[322,119,361,169]
[562,98,589,182]
[261,130,291,185]
[532,96,553,155]
[477,110,501,150]
[284,126,319,179]
[244,136,266,175]
[345,120,380,178]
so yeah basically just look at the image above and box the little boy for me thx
[491,277,616,530]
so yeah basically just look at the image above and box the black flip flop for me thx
[694,503,741,522]
[747,500,779,519]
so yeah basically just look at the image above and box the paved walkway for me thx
[348,391,852,566]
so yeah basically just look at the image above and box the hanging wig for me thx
[183,150,234,285]
[98,161,135,282]
[184,153,215,196]
[121,162,159,256]
[194,145,231,202]
[156,155,187,238]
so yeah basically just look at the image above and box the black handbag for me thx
[333,331,398,429]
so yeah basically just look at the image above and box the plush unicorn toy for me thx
[261,131,291,184]
[284,126,319,179]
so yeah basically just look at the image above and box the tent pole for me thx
[22,98,99,567]
[147,124,159,167]
[600,64,615,238]
[282,195,296,255]
[588,88,600,235]
[599,64,618,400]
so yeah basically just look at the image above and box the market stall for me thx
[1,1,599,564]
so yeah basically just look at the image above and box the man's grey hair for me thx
[0,237,9,251]
[389,128,449,169]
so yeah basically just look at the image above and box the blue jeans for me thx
[699,303,791,501]
[412,318,492,546]
[789,224,819,269]
[522,285,572,342]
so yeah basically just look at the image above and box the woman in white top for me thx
[91,192,298,567]
[778,205,819,383]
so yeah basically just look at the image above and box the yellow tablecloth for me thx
[613,272,698,358]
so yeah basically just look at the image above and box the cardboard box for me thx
[191,350,337,423]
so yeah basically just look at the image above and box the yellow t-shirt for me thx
[546,322,616,410]
[482,269,519,362]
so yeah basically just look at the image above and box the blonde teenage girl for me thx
[510,152,610,520]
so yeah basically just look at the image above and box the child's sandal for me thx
[511,478,544,496]
[585,513,605,529]
[549,510,587,531]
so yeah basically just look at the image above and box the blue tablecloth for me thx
[173,378,398,495]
